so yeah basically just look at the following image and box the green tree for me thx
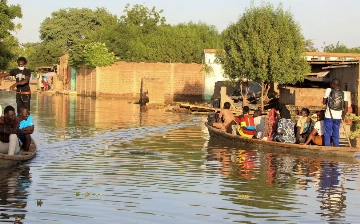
[7,42,37,70]
[0,0,22,70]
[91,21,222,63]
[89,3,222,63]
[83,42,115,68]
[120,3,166,33]
[305,39,318,52]
[323,41,360,53]
[68,41,86,70]
[21,42,45,70]
[219,2,310,110]
[158,22,222,63]
[33,7,118,66]
[90,23,143,61]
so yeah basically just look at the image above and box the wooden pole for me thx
[341,121,352,147]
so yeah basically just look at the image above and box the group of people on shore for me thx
[0,57,34,155]
[212,78,348,147]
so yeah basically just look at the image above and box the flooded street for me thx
[1,92,360,223]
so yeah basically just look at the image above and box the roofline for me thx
[307,60,359,65]
[203,49,360,58]
[305,52,360,58]
[203,49,225,54]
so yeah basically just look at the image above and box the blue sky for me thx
[7,0,360,50]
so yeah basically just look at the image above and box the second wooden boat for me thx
[205,123,359,158]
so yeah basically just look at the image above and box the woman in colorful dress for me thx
[273,106,296,143]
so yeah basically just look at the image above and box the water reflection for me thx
[317,161,346,219]
[0,92,360,223]
[206,141,297,219]
[43,94,186,128]
[0,166,31,223]
[206,138,359,222]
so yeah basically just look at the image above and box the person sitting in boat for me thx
[0,106,20,155]
[263,108,280,141]
[253,109,265,139]
[235,106,256,138]
[212,102,236,133]
[300,110,325,146]
[273,106,296,143]
[17,107,34,151]
[296,108,314,143]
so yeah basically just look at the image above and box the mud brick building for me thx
[279,52,360,115]
[58,54,204,102]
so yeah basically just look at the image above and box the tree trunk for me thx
[240,82,247,106]
[261,82,264,111]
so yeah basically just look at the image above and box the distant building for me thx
[280,52,360,115]
[203,49,226,101]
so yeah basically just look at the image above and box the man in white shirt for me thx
[322,79,348,147]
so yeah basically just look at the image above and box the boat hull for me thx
[206,123,359,158]
[0,140,37,169]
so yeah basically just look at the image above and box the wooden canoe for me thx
[0,140,37,169]
[205,123,360,158]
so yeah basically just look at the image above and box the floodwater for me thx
[1,92,360,224]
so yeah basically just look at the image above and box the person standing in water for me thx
[0,57,32,113]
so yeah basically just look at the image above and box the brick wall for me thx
[75,61,204,100]
[280,87,325,107]
[279,65,360,115]
[76,66,97,96]
[280,87,355,114]
[58,54,71,90]
[141,78,165,104]
[173,63,204,95]
[279,88,296,105]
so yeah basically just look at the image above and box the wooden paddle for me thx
[341,120,352,147]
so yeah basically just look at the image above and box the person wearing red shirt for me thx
[235,106,256,138]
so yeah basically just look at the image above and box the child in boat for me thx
[253,109,265,139]
[212,102,236,133]
[300,110,325,146]
[17,107,34,151]
[235,106,256,138]
[296,108,314,143]
[273,106,296,143]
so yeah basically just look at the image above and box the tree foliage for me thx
[305,39,318,52]
[120,3,166,33]
[91,21,222,63]
[68,41,86,70]
[0,0,22,70]
[323,41,360,53]
[219,2,310,85]
[31,4,222,67]
[83,42,115,68]
[33,7,118,66]
[8,42,37,70]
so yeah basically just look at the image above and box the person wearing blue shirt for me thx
[17,107,34,151]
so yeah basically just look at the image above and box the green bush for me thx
[83,42,115,68]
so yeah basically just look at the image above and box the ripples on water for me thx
[0,92,360,223]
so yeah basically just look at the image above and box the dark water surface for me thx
[1,92,360,224]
